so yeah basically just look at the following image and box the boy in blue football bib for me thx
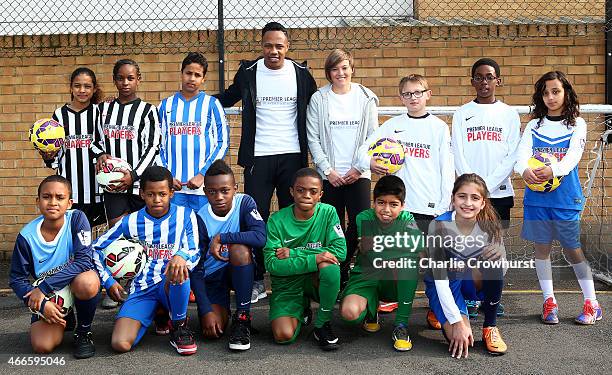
[10,175,100,359]
[190,160,266,351]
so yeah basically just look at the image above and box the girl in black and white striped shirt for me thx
[41,67,106,226]
[91,59,160,226]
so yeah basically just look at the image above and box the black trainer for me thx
[229,311,251,351]
[313,321,339,351]
[169,320,197,356]
[64,310,76,332]
[303,306,313,327]
[73,331,95,359]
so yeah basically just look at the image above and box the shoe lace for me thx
[393,324,409,339]
[582,301,595,317]
[322,322,336,341]
[543,299,557,317]
[74,331,92,345]
[484,327,500,343]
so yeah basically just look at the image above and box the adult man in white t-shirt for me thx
[215,22,318,302]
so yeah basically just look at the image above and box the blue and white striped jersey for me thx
[515,116,587,210]
[93,204,201,294]
[158,92,229,195]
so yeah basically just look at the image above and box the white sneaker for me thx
[250,281,267,304]
[101,295,119,309]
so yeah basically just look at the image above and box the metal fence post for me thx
[217,0,225,91]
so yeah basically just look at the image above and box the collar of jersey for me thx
[36,212,69,246]
[207,196,237,222]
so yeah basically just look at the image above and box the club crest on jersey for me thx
[250,209,263,221]
[333,224,345,238]
[77,230,91,246]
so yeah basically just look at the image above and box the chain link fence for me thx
[0,0,606,57]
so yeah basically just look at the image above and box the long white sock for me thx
[571,261,597,303]
[535,259,555,303]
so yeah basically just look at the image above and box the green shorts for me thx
[269,273,320,322]
[342,271,398,320]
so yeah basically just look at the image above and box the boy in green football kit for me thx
[264,168,347,351]
[340,175,422,351]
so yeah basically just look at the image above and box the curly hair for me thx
[531,71,579,129]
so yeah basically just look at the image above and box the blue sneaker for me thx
[542,297,559,324]
[575,299,603,325]
[466,300,480,319]
[496,302,505,317]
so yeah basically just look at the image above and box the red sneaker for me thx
[378,301,398,313]
[189,290,196,303]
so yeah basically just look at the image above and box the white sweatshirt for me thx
[359,113,455,216]
[452,100,521,198]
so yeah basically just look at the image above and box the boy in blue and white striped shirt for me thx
[158,52,229,211]
[93,166,202,355]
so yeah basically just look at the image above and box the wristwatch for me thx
[323,168,332,176]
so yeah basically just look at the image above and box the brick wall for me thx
[0,24,609,256]
[416,0,604,19]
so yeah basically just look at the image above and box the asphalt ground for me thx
[0,266,609,375]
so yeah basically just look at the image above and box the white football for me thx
[96,156,133,192]
[102,239,147,282]
[29,278,74,319]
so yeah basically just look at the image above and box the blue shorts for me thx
[521,205,581,249]
[424,276,468,326]
[116,279,170,329]
[192,266,232,316]
[171,193,207,212]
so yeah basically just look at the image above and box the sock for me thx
[480,266,504,327]
[481,278,504,327]
[394,265,419,326]
[571,261,597,303]
[74,293,100,333]
[535,259,555,303]
[460,278,479,301]
[169,279,191,323]
[231,263,254,312]
[315,264,340,328]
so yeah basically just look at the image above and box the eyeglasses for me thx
[472,75,498,83]
[400,90,428,99]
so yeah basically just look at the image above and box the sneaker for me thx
[101,295,119,309]
[313,322,339,351]
[426,309,442,330]
[303,305,313,327]
[466,300,481,319]
[73,331,95,359]
[378,301,398,313]
[362,312,380,333]
[169,320,197,355]
[497,302,505,317]
[482,326,507,355]
[154,309,170,336]
[189,290,196,303]
[250,281,267,304]
[575,299,603,325]
[541,297,559,324]
[64,310,76,332]
[392,323,412,352]
[229,311,251,351]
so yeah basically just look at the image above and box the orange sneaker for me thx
[378,302,398,313]
[189,290,196,303]
[426,309,442,330]
[482,326,507,355]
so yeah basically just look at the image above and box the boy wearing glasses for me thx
[450,58,520,319]
[452,58,520,229]
[360,74,454,235]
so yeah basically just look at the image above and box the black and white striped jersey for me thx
[48,103,101,204]
[92,98,161,194]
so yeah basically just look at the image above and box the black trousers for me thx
[322,178,371,281]
[244,153,303,281]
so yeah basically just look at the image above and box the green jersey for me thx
[354,209,423,274]
[264,203,347,277]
